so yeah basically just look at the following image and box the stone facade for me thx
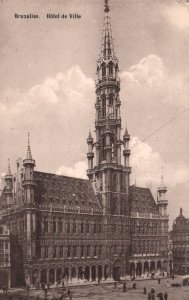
[0,0,169,287]
[0,215,11,289]
[171,208,189,275]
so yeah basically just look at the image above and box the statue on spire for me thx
[104,0,110,13]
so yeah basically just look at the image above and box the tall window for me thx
[81,246,84,257]
[102,63,106,78]
[109,94,114,118]
[67,246,71,258]
[102,136,106,161]
[44,219,48,233]
[67,222,70,234]
[108,62,113,76]
[101,95,106,118]
[87,245,90,257]
[45,246,48,259]
[86,222,89,233]
[53,218,56,233]
[73,221,76,233]
[81,222,84,234]
[73,246,77,257]
[60,246,63,258]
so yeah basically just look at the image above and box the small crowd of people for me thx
[145,287,168,300]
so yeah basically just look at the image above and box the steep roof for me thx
[130,185,159,214]
[34,171,102,212]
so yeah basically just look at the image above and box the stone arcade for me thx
[0,0,169,288]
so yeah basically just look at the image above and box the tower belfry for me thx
[87,0,131,215]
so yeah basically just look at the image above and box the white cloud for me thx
[121,54,189,110]
[56,161,88,179]
[130,136,189,189]
[163,3,189,29]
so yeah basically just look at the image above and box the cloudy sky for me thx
[0,0,189,226]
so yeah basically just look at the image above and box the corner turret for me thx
[4,159,13,207]
[23,133,35,204]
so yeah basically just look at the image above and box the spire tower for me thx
[87,0,131,215]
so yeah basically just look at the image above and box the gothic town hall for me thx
[0,0,169,288]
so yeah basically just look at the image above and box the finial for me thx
[104,0,110,13]
[180,207,183,216]
[7,159,12,176]
[26,132,32,159]
[88,130,92,139]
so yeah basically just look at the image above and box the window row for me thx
[39,245,103,259]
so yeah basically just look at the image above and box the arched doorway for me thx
[157,260,161,273]
[41,269,47,284]
[113,260,121,281]
[78,266,84,280]
[144,261,149,274]
[49,269,55,284]
[71,268,76,281]
[98,265,102,281]
[150,261,155,273]
[84,266,90,281]
[136,262,142,277]
[163,260,167,272]
[91,266,96,281]
[56,268,62,282]
[104,265,109,280]
[32,269,39,286]
[130,262,135,277]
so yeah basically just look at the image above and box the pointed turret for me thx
[87,131,94,177]
[4,159,13,206]
[23,133,35,204]
[123,125,131,169]
[157,169,168,217]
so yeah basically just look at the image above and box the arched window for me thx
[101,94,106,118]
[111,136,115,160]
[108,62,113,76]
[73,220,76,233]
[102,136,106,161]
[109,94,114,118]
[102,63,106,78]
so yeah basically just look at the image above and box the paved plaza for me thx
[1,277,189,300]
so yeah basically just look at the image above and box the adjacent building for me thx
[0,0,169,287]
[0,214,11,289]
[171,208,189,275]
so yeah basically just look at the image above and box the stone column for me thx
[155,261,157,273]
[55,269,57,284]
[142,262,144,275]
[47,269,49,283]
[69,269,72,283]
[89,267,92,282]
[96,265,98,281]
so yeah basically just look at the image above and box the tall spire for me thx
[6,159,12,176]
[100,0,116,60]
[26,132,32,159]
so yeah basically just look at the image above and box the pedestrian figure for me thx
[158,278,161,284]
[123,282,126,292]
[44,284,48,297]
[143,286,146,294]
[69,291,73,300]
[47,281,50,290]
[148,293,151,300]
[133,282,136,289]
[114,281,117,288]
[164,291,168,300]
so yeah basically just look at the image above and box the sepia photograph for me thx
[0,0,189,299]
